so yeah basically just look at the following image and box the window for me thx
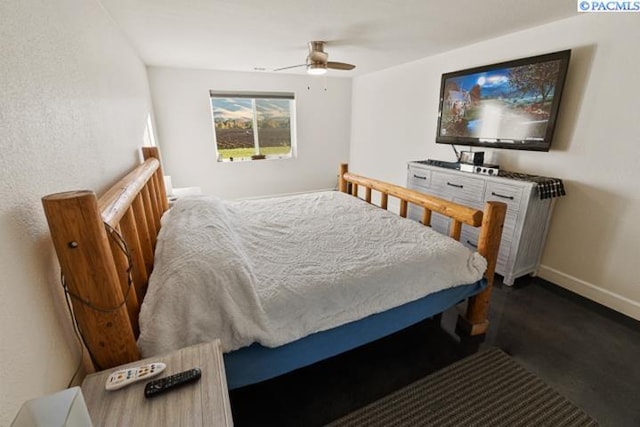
[210,91,296,162]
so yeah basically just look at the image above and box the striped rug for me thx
[326,347,598,427]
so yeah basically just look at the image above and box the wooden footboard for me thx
[338,164,506,337]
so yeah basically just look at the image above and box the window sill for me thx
[218,155,294,163]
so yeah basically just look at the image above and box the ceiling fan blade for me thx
[326,61,356,71]
[273,63,307,71]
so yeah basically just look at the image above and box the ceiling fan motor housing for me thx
[307,41,329,65]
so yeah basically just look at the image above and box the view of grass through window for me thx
[210,93,294,161]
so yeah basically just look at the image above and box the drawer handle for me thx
[491,191,514,200]
[413,174,427,180]
[447,182,463,188]
[466,239,478,248]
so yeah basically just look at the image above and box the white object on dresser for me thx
[406,161,555,286]
[81,340,233,426]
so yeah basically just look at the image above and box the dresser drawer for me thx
[431,171,485,202]
[485,182,524,212]
[407,167,431,191]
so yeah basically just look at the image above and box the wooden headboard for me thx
[42,151,505,371]
[42,147,167,370]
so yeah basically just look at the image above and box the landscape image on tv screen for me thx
[438,53,568,151]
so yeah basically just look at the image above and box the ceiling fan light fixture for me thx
[307,63,327,75]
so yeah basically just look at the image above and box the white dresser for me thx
[406,161,555,285]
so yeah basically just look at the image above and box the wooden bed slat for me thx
[422,208,432,226]
[132,195,154,276]
[381,193,388,210]
[399,199,408,218]
[449,219,462,241]
[141,185,158,247]
[107,225,140,336]
[150,172,165,224]
[147,173,161,226]
[119,208,149,303]
[156,174,167,214]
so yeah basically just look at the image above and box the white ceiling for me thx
[99,0,580,77]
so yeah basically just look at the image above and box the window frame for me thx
[209,91,297,162]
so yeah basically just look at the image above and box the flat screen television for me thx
[436,49,571,152]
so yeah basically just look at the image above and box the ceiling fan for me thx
[274,41,356,75]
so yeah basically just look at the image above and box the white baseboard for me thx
[538,265,640,321]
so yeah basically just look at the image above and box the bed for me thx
[41,147,506,389]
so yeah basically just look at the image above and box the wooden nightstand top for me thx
[81,340,233,426]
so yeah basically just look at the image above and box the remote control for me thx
[144,368,202,398]
[105,362,166,391]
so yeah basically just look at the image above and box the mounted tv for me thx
[436,50,571,152]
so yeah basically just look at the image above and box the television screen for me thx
[436,50,571,151]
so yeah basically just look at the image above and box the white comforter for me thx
[137,191,486,356]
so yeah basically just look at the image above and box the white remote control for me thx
[105,362,166,391]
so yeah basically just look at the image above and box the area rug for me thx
[326,347,598,426]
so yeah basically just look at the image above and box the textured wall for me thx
[0,0,153,424]
[350,13,640,319]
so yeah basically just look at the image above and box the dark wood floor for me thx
[229,276,640,426]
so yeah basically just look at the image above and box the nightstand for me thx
[81,340,233,426]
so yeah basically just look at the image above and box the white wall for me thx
[0,0,154,424]
[148,68,352,199]
[351,13,640,319]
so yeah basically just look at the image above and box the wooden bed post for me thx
[42,191,140,369]
[456,201,506,336]
[338,163,349,193]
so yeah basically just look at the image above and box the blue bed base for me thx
[223,280,486,389]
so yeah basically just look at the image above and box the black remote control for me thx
[144,368,202,398]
